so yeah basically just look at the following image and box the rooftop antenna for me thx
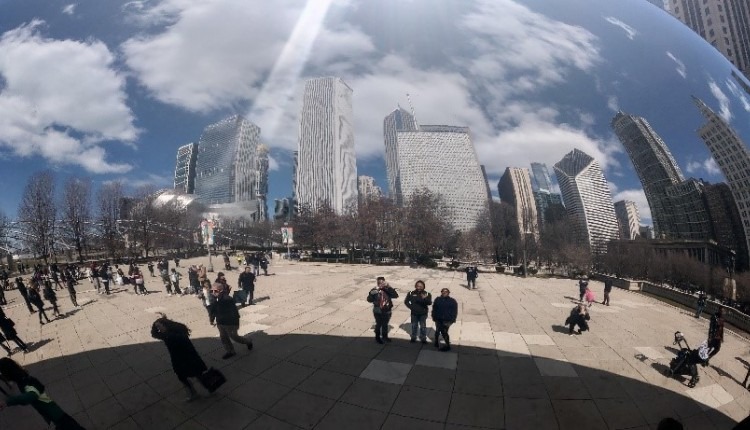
[406,93,420,130]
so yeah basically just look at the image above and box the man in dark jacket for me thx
[15,278,35,314]
[578,275,589,301]
[211,282,253,359]
[707,307,724,361]
[367,276,399,344]
[466,265,478,289]
[405,280,432,343]
[432,288,458,351]
[237,266,256,306]
[695,291,707,318]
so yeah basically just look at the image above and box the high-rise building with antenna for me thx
[383,107,418,204]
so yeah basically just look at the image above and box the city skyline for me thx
[1,0,749,228]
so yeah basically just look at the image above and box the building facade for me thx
[664,178,713,240]
[553,149,620,253]
[612,111,685,239]
[396,126,488,232]
[384,107,418,205]
[498,167,539,240]
[530,162,554,193]
[529,162,563,229]
[668,0,750,79]
[358,175,382,204]
[614,200,641,240]
[694,95,750,262]
[296,77,358,214]
[704,182,749,271]
[174,142,198,194]
[193,115,267,220]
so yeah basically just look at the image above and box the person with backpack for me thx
[151,313,208,402]
[432,288,458,351]
[0,357,85,429]
[367,276,399,344]
[405,280,432,343]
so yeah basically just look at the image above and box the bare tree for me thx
[486,201,518,265]
[128,185,158,258]
[402,189,448,258]
[60,177,92,263]
[18,171,57,263]
[97,181,125,259]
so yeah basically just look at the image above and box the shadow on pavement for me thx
[0,327,744,430]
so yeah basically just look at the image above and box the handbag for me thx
[199,367,226,393]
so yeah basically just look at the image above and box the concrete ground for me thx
[0,256,748,429]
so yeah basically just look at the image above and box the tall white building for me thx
[296,77,358,214]
[693,96,750,257]
[614,200,641,240]
[498,167,539,240]
[396,126,487,232]
[384,107,418,205]
[553,149,620,253]
[358,176,382,203]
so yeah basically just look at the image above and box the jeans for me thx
[374,312,392,339]
[217,324,253,353]
[434,320,452,345]
[603,291,610,305]
[411,314,427,340]
[468,278,476,289]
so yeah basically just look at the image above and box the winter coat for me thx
[432,296,458,323]
[238,272,256,291]
[151,324,207,379]
[405,290,432,316]
[466,267,478,280]
[214,295,241,325]
[367,286,398,314]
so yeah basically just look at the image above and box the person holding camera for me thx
[367,276,398,344]
[405,280,432,343]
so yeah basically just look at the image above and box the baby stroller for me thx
[665,331,711,388]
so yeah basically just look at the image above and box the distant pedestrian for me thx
[251,254,260,276]
[578,275,589,301]
[367,276,399,344]
[466,264,478,289]
[602,279,612,306]
[15,278,35,314]
[695,291,707,318]
[211,282,253,359]
[260,255,269,276]
[66,274,78,307]
[151,314,207,402]
[174,257,180,268]
[237,266,256,306]
[405,280,432,343]
[432,288,457,351]
[584,287,596,308]
[0,357,85,429]
[27,286,51,325]
[170,269,183,295]
[201,280,217,325]
[161,264,173,296]
[42,283,60,317]
[147,261,155,277]
[707,308,724,362]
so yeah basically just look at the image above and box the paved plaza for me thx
[1,257,749,429]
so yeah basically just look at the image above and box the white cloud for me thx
[607,95,619,112]
[612,187,652,224]
[104,172,172,190]
[688,157,721,177]
[0,20,137,173]
[708,78,733,123]
[725,78,750,112]
[268,154,279,171]
[604,16,637,40]
[62,4,76,15]
[666,51,687,79]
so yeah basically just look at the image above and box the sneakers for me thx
[221,352,236,360]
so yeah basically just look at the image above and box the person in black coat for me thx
[565,303,590,335]
[404,280,432,343]
[0,310,28,355]
[466,265,478,290]
[15,278,35,314]
[237,266,256,306]
[367,277,399,344]
[27,286,51,325]
[211,282,253,359]
[431,288,458,351]
[151,314,207,402]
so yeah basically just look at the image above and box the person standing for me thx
[15,278,35,314]
[27,286,51,325]
[0,310,28,354]
[211,282,253,359]
[147,261,155,277]
[98,264,111,295]
[160,263,173,296]
[432,288,458,351]
[466,264,478,290]
[251,254,260,276]
[132,269,147,295]
[201,280,217,325]
[405,280,432,343]
[151,314,208,401]
[259,255,269,276]
[238,266,256,306]
[602,279,612,306]
[0,357,85,429]
[367,277,399,344]
[578,275,589,301]
[695,291,707,318]
[707,307,725,361]
[170,269,183,295]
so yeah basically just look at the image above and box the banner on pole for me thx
[280,227,294,245]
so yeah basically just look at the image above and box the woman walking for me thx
[151,314,208,401]
[0,357,85,429]
[431,288,458,352]
[27,285,51,325]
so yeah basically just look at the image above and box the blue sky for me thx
[0,0,748,226]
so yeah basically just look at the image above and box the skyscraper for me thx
[384,107,418,205]
[396,126,487,232]
[174,142,197,194]
[668,0,750,79]
[614,200,641,240]
[530,162,554,193]
[553,149,620,253]
[529,162,564,229]
[612,111,684,239]
[498,167,539,240]
[193,115,267,220]
[704,182,749,271]
[694,95,750,258]
[296,77,357,214]
[358,176,382,203]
